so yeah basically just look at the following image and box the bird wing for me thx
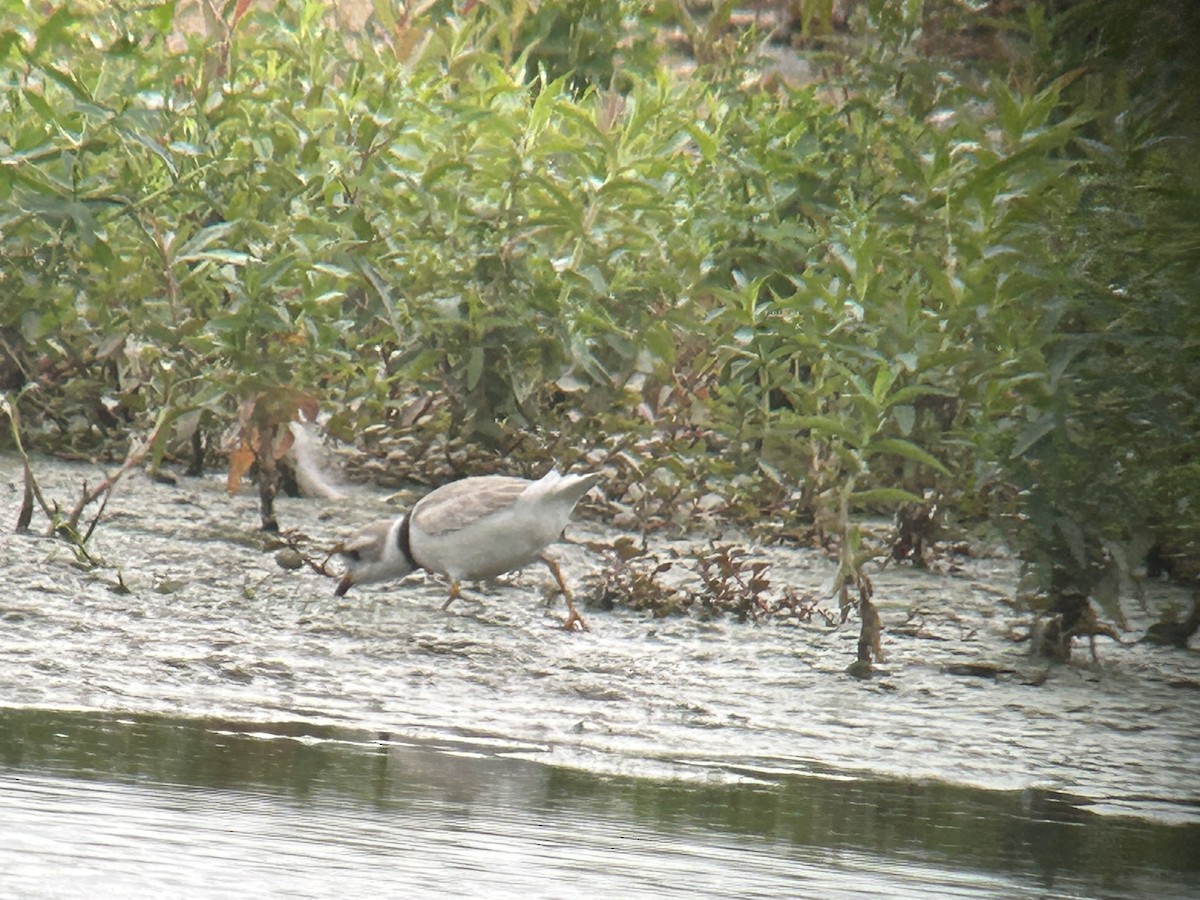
[411,476,532,536]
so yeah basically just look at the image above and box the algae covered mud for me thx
[1,455,1198,897]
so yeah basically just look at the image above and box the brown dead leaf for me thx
[227,443,256,494]
[272,426,295,460]
[232,0,253,27]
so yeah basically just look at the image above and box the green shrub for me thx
[3,0,1196,651]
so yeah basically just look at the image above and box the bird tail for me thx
[534,469,602,505]
[558,471,602,501]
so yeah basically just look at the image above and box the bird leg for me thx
[441,579,462,611]
[540,554,589,632]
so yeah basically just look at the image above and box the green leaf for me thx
[122,127,178,177]
[886,384,958,407]
[372,0,397,33]
[21,89,58,126]
[683,121,717,161]
[40,64,92,103]
[1054,516,1089,568]
[422,160,473,188]
[529,74,568,135]
[865,437,950,475]
[33,7,78,56]
[849,487,926,507]
[146,1,179,35]
[872,366,897,405]
[791,414,856,442]
[90,238,114,267]
[176,221,238,262]
[168,141,206,156]
[1047,342,1082,392]
[147,401,196,470]
[181,248,252,267]
[642,321,675,368]
[311,262,354,279]
[207,314,247,332]
[1009,413,1056,459]
[0,30,22,63]
[466,346,484,391]
[828,242,855,281]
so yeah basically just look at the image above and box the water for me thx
[1,456,1198,897]
[3,709,1194,898]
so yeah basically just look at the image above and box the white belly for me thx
[410,509,565,582]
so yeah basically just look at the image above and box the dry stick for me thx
[64,427,162,536]
[0,334,34,384]
[5,404,94,562]
[18,466,34,531]
[257,419,280,532]
[80,484,116,545]
[305,548,337,579]
[17,454,56,531]
[4,398,56,531]
[54,519,101,567]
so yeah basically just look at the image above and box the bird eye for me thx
[345,549,361,561]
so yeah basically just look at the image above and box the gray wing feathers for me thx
[411,472,601,536]
[412,476,531,536]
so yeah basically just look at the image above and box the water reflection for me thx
[1,708,1196,898]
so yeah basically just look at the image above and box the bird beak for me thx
[334,574,353,597]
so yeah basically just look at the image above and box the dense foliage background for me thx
[2,0,1197,655]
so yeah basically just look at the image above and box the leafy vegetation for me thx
[2,0,1196,663]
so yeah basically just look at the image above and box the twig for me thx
[257,418,280,532]
[18,466,33,531]
[81,483,116,545]
[6,396,177,543]
[3,394,56,531]
[64,424,163,534]
[0,334,34,383]
[55,520,101,567]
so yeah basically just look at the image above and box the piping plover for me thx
[335,469,601,630]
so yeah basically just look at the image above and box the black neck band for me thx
[397,512,416,569]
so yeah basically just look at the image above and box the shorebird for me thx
[335,469,601,630]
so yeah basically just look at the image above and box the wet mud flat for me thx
[1,455,1198,896]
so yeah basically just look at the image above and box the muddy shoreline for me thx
[2,454,1198,828]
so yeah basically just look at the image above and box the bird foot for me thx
[441,580,463,611]
[561,607,590,632]
[540,554,589,632]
